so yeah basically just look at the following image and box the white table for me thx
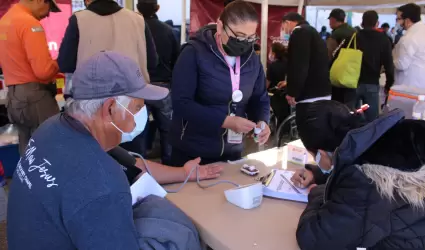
[166,147,311,250]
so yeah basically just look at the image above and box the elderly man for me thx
[7,51,222,249]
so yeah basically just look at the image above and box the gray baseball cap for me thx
[70,51,169,101]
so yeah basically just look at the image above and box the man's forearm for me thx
[135,158,186,184]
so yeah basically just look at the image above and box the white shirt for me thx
[393,22,425,88]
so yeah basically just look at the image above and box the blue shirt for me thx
[7,114,140,250]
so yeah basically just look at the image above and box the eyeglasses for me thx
[225,25,259,43]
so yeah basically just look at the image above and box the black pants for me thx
[270,91,290,125]
[331,86,357,110]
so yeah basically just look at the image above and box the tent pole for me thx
[260,0,268,70]
[297,0,304,14]
[181,0,187,44]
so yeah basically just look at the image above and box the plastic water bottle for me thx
[412,95,425,120]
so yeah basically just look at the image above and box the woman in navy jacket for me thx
[170,0,270,166]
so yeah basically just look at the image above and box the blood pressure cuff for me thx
[108,146,142,184]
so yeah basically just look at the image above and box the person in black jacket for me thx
[291,100,425,250]
[281,13,331,138]
[267,42,289,125]
[355,11,394,122]
[137,0,180,165]
[381,22,394,47]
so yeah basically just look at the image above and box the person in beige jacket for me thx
[58,0,158,85]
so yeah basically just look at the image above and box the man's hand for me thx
[183,157,224,181]
[255,121,271,145]
[291,168,314,188]
[222,116,256,133]
[277,81,287,89]
[286,95,296,106]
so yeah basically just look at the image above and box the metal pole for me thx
[181,0,187,44]
[297,0,304,14]
[260,0,268,70]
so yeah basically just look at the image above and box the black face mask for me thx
[223,37,253,57]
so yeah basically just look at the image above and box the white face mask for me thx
[111,101,148,143]
[315,151,334,174]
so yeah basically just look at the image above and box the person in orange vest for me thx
[0,0,61,155]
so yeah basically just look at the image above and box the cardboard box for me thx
[287,139,308,165]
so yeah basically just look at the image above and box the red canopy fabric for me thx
[0,0,72,59]
[189,0,298,52]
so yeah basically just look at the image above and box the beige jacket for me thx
[75,9,149,83]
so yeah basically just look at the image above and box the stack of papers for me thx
[262,169,308,203]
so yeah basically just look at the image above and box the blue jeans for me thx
[145,83,173,165]
[356,84,380,122]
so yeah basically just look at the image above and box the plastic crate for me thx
[0,144,20,177]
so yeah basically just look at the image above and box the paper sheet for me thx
[267,170,308,195]
[263,170,308,202]
[130,173,167,205]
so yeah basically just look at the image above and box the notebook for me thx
[262,169,308,203]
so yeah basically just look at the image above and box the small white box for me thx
[287,139,308,165]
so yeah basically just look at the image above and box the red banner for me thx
[0,0,72,59]
[189,0,298,52]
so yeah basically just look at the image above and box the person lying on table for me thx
[108,146,223,184]
[6,51,217,250]
[291,100,425,250]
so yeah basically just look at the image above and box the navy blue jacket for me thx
[297,110,425,250]
[170,25,269,160]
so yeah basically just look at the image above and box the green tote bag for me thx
[330,33,363,89]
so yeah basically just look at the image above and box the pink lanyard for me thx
[216,35,241,92]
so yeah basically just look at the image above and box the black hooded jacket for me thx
[286,22,331,102]
[297,110,425,250]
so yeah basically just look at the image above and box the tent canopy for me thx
[246,0,424,7]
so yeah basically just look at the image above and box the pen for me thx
[281,174,301,194]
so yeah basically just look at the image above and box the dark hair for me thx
[297,100,365,153]
[253,43,261,51]
[321,26,327,32]
[282,12,305,23]
[362,10,379,28]
[219,0,258,25]
[224,0,235,7]
[397,3,421,23]
[137,3,158,18]
[381,23,390,29]
[270,42,286,61]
